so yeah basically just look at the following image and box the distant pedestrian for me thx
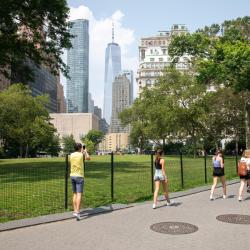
[238,150,250,201]
[152,149,172,209]
[210,150,226,200]
[69,143,90,220]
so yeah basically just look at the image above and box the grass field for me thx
[0,155,238,223]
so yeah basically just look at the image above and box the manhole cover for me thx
[216,214,250,224]
[150,222,198,235]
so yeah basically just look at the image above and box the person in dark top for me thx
[210,150,226,200]
[152,149,173,209]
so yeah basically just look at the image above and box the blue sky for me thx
[66,0,250,109]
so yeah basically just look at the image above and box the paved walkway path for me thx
[1,182,250,250]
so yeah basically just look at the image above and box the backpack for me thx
[238,161,247,176]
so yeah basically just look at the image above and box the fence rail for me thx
[0,153,239,223]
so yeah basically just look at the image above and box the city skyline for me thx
[63,0,250,109]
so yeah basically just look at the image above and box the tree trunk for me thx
[193,137,197,158]
[162,138,166,154]
[25,144,29,158]
[235,132,239,155]
[19,145,23,158]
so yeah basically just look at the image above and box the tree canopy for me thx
[0,84,59,157]
[168,16,250,149]
[0,0,72,79]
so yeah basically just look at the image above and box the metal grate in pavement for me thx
[216,214,250,225]
[150,222,198,235]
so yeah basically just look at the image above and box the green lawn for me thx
[0,155,238,223]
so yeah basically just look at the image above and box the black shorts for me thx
[239,170,250,180]
[213,168,225,177]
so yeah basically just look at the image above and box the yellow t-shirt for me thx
[70,152,84,177]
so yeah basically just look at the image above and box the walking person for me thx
[238,150,250,201]
[152,149,172,209]
[210,150,226,200]
[69,143,90,220]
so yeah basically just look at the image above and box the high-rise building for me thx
[57,81,66,113]
[11,60,58,113]
[122,70,133,104]
[88,93,94,113]
[103,24,121,124]
[67,19,89,113]
[136,24,188,96]
[110,74,131,133]
[94,106,102,119]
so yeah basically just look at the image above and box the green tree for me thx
[62,134,75,155]
[201,88,245,151]
[81,138,95,155]
[158,68,207,157]
[0,0,72,79]
[43,134,61,157]
[120,68,207,156]
[81,130,104,149]
[120,103,151,153]
[0,84,56,157]
[169,16,250,148]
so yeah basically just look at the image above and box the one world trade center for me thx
[103,24,121,124]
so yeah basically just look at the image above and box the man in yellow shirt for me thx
[70,143,90,220]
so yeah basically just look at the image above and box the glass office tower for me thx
[103,41,121,124]
[67,19,89,113]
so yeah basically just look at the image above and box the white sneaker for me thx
[152,203,156,209]
[238,196,243,202]
[166,200,174,206]
[73,212,78,217]
[210,195,214,201]
[223,195,227,199]
[76,213,81,221]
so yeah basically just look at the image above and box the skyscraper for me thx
[110,74,131,133]
[103,24,121,124]
[67,19,89,113]
[122,70,134,104]
[11,60,58,113]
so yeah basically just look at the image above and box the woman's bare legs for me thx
[210,177,218,199]
[221,176,226,197]
[238,179,245,201]
[153,181,160,206]
[162,179,170,203]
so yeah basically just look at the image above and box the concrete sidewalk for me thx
[1,182,250,250]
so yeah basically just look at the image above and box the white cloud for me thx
[61,5,137,110]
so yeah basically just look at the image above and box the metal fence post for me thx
[151,154,154,193]
[180,150,184,189]
[65,154,69,209]
[204,151,207,184]
[235,153,238,175]
[111,152,114,201]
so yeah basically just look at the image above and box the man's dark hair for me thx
[74,143,82,151]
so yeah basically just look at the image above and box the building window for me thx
[150,58,154,62]
[141,49,145,60]
[146,79,151,86]
[159,58,163,62]
[162,49,166,54]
